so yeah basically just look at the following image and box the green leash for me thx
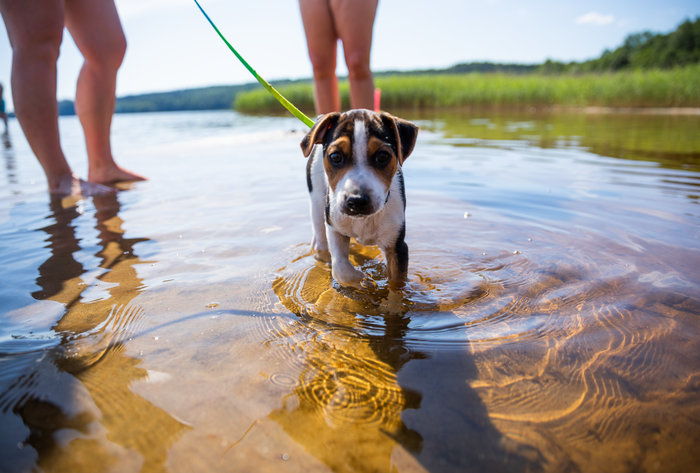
[193,0,315,128]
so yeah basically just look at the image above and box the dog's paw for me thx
[332,265,365,289]
[360,278,378,290]
[313,248,331,263]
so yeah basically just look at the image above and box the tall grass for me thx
[234,64,700,114]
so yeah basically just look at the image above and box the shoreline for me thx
[556,106,700,116]
[10,105,697,119]
[227,105,700,119]
[392,105,700,116]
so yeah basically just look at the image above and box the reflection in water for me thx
[415,110,700,171]
[1,130,17,187]
[0,194,188,472]
[270,244,540,472]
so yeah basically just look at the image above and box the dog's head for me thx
[301,109,418,216]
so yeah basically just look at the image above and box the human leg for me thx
[1,1,68,187]
[65,0,144,185]
[331,0,377,110]
[299,0,341,114]
[0,0,115,195]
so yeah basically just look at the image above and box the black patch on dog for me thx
[395,222,408,274]
[397,167,406,210]
[325,189,332,227]
[376,114,399,154]
[306,152,314,192]
[378,111,418,163]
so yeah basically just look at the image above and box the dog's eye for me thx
[373,151,391,167]
[328,151,344,167]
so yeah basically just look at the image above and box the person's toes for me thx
[89,166,146,185]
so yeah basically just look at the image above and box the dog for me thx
[300,109,419,289]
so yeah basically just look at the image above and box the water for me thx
[0,109,698,472]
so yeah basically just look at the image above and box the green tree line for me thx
[541,17,700,73]
[113,85,255,114]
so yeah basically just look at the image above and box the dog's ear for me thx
[380,112,419,164]
[395,117,419,162]
[300,112,340,158]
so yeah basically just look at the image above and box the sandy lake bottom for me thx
[0,110,699,472]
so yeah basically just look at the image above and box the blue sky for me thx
[0,0,698,111]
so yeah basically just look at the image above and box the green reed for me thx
[234,64,700,113]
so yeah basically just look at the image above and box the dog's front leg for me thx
[384,232,409,290]
[327,227,364,288]
[309,197,330,262]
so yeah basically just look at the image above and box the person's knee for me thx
[11,23,63,64]
[344,51,372,80]
[309,52,336,80]
[103,32,127,70]
[109,33,127,68]
[83,31,127,71]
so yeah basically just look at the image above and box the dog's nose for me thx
[345,194,372,215]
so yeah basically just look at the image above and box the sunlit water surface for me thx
[1,110,698,472]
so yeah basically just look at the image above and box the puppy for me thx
[300,109,418,289]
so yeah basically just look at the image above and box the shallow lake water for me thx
[0,109,698,472]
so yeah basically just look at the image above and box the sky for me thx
[0,0,698,111]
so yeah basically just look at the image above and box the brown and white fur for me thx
[301,109,418,289]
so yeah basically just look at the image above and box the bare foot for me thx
[49,174,116,197]
[88,165,146,186]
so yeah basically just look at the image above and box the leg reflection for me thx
[1,130,17,186]
[1,193,187,472]
[31,199,85,302]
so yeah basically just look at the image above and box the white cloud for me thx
[575,12,616,26]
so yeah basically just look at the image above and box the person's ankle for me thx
[48,173,116,197]
[46,172,76,193]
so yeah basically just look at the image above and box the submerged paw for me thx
[332,266,365,289]
[313,248,331,263]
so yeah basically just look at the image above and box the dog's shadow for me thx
[270,244,541,472]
